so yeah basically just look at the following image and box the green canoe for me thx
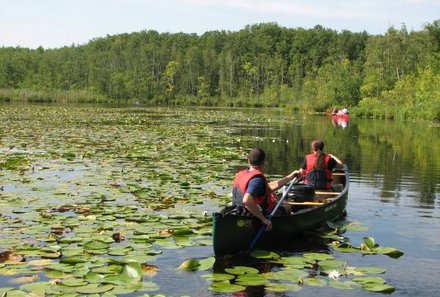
[213,167,349,255]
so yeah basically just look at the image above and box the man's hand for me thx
[261,217,272,231]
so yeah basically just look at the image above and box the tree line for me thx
[0,21,439,121]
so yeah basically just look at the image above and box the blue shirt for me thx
[246,176,266,197]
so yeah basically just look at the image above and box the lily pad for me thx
[303,252,334,261]
[198,257,215,271]
[209,282,245,293]
[363,283,395,293]
[250,249,280,259]
[224,266,259,275]
[328,280,358,290]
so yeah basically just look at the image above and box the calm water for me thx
[1,105,439,296]
[159,109,440,297]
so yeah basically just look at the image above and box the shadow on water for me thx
[213,232,331,297]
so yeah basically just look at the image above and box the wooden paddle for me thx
[249,177,298,249]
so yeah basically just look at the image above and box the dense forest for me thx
[0,21,439,121]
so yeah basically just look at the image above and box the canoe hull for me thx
[213,168,349,255]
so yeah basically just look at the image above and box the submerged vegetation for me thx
[0,21,439,120]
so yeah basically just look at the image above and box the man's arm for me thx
[268,170,300,191]
[243,192,272,230]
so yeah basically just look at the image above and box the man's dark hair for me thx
[249,148,266,167]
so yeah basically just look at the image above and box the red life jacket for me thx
[305,153,333,189]
[232,169,277,213]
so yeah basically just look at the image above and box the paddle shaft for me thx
[249,177,298,249]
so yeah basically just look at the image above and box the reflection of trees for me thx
[235,111,438,205]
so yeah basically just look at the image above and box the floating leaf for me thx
[178,259,200,271]
[328,280,358,290]
[198,257,215,271]
[363,283,395,293]
[303,277,327,286]
[353,276,386,284]
[303,253,334,261]
[76,284,114,294]
[265,283,302,292]
[250,249,280,259]
[224,266,259,275]
[235,274,268,286]
[83,240,109,250]
[210,282,245,293]
[350,266,386,275]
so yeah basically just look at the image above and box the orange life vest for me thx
[232,169,277,213]
[304,153,333,189]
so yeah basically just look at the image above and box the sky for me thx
[0,0,439,49]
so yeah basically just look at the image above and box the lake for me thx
[0,104,439,296]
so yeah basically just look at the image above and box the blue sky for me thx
[1,0,439,49]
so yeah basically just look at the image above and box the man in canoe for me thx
[232,148,300,231]
[299,139,344,190]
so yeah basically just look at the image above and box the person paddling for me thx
[299,139,344,191]
[232,148,299,231]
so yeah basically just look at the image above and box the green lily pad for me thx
[209,282,245,293]
[353,276,386,284]
[60,256,88,264]
[265,283,302,292]
[198,257,215,271]
[224,266,259,275]
[351,266,386,275]
[304,277,327,286]
[250,249,280,259]
[83,240,109,250]
[328,280,358,290]
[178,259,200,271]
[303,252,334,261]
[235,273,268,286]
[363,283,395,293]
[76,284,114,294]
[61,278,89,287]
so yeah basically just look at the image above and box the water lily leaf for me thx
[120,261,143,282]
[363,283,395,293]
[303,277,327,286]
[250,249,280,259]
[264,269,308,281]
[351,266,386,275]
[209,282,245,293]
[374,246,404,258]
[265,283,302,292]
[91,265,123,274]
[224,266,259,275]
[83,240,109,250]
[235,274,268,286]
[76,284,114,294]
[303,252,334,261]
[328,280,358,290]
[60,278,89,287]
[198,257,215,271]
[19,281,51,293]
[27,259,55,267]
[363,237,378,250]
[60,256,88,264]
[178,259,200,271]
[172,227,193,236]
[353,276,386,284]
[201,273,235,282]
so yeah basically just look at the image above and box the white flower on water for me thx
[328,270,340,280]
